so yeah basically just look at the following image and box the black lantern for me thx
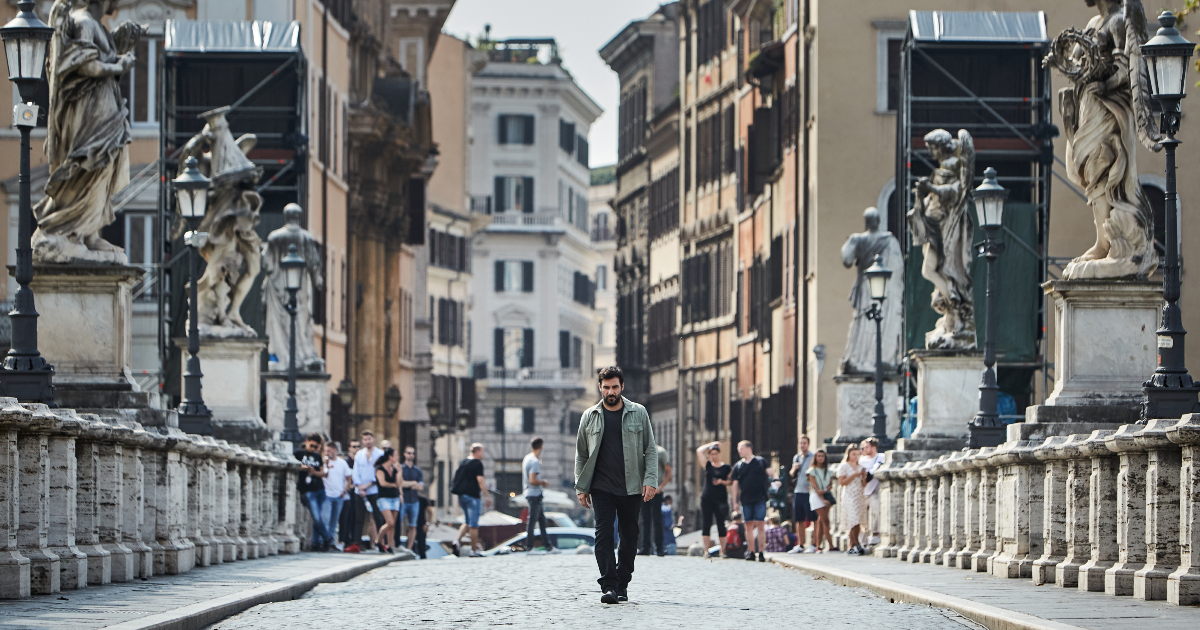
[280,243,305,291]
[173,157,210,219]
[384,384,402,417]
[426,392,442,423]
[1,0,51,102]
[337,378,357,408]
[969,167,1009,447]
[972,167,1008,230]
[864,255,892,302]
[173,159,214,435]
[280,244,305,443]
[1141,12,1194,100]
[457,408,471,431]
[863,254,892,447]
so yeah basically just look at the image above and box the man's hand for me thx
[642,486,656,502]
[578,493,592,509]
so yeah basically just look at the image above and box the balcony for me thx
[481,367,586,387]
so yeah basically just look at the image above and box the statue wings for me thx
[1125,0,1164,151]
[953,129,975,220]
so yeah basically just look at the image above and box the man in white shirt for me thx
[522,437,556,552]
[352,431,386,548]
[322,443,353,550]
[858,437,887,547]
[787,435,815,553]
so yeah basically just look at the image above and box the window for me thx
[596,264,607,290]
[649,167,680,242]
[696,0,727,67]
[494,260,534,292]
[494,407,531,434]
[573,271,595,307]
[559,331,585,368]
[648,296,678,367]
[498,114,535,145]
[617,79,647,163]
[875,24,906,113]
[559,119,576,154]
[576,135,589,167]
[123,213,158,301]
[493,327,533,368]
[493,176,534,213]
[398,37,426,87]
[552,534,593,549]
[429,229,469,272]
[436,298,464,346]
[118,37,163,125]
[682,242,733,324]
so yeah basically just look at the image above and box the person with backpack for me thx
[451,443,489,557]
[724,511,747,559]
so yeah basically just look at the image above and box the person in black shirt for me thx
[695,441,731,554]
[294,433,331,551]
[451,444,489,557]
[731,440,773,562]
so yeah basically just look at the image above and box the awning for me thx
[164,20,302,53]
[909,11,1047,43]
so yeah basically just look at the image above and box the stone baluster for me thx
[970,447,997,573]
[920,460,942,563]
[1132,419,1182,600]
[955,452,982,570]
[209,441,233,563]
[121,425,153,578]
[141,432,165,574]
[251,461,268,556]
[261,457,280,555]
[896,464,917,561]
[908,465,929,563]
[0,401,32,599]
[238,458,258,559]
[1031,436,1069,585]
[1053,433,1091,587]
[872,459,900,558]
[152,432,196,575]
[989,440,1042,579]
[1166,414,1200,605]
[933,456,954,565]
[75,416,113,585]
[98,422,134,583]
[942,451,969,567]
[228,458,247,560]
[182,441,210,567]
[17,405,62,594]
[278,463,301,554]
[45,412,88,590]
[1102,424,1147,596]
[1078,430,1119,592]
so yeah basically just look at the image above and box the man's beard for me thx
[604,394,619,405]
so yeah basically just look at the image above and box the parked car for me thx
[482,527,596,556]
[545,511,577,527]
[397,537,453,559]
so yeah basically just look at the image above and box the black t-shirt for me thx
[590,406,628,496]
[294,448,324,494]
[456,458,485,498]
[731,456,769,504]
[377,465,400,499]
[702,462,731,502]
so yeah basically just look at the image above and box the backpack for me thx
[449,458,474,496]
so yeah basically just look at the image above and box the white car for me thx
[482,527,595,556]
[545,511,577,527]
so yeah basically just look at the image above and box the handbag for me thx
[822,490,836,506]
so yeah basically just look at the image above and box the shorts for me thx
[700,497,729,538]
[459,494,481,528]
[741,500,767,522]
[402,501,420,527]
[792,492,816,523]
[376,497,401,512]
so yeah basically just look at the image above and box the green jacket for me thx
[574,397,658,496]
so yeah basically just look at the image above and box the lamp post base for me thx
[178,408,213,436]
[0,367,55,405]
[967,421,1006,449]
[1141,384,1200,422]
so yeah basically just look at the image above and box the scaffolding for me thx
[896,11,1058,425]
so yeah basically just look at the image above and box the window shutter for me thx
[498,115,508,144]
[494,407,505,433]
[437,298,447,344]
[459,377,476,427]
[494,177,506,213]
[521,261,534,292]
[522,115,535,144]
[494,328,504,367]
[559,331,570,368]
[522,408,535,434]
[522,177,534,213]
[522,328,534,367]
[572,336,582,369]
[495,260,506,291]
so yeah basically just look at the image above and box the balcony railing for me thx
[483,367,584,385]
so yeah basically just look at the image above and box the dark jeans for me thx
[592,489,641,593]
[525,495,552,549]
[639,492,664,555]
[343,493,385,546]
[303,490,331,546]
[340,494,362,545]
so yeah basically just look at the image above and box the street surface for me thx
[207,553,983,629]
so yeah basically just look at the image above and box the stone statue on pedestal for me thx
[1043,0,1161,280]
[32,0,144,264]
[909,128,976,350]
[178,107,263,337]
[839,207,904,374]
[262,204,324,373]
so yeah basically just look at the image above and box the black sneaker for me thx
[616,588,628,602]
[758,552,766,562]
[745,553,755,561]
[601,590,619,604]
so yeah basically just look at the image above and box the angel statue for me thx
[32,0,145,264]
[1043,0,1161,279]
[909,128,976,350]
[178,107,263,337]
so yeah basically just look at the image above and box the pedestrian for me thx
[730,440,771,562]
[859,437,886,547]
[373,447,400,554]
[781,520,798,551]
[660,495,677,556]
[765,515,789,552]
[340,438,362,551]
[522,437,557,552]
[322,442,353,551]
[352,431,386,548]
[837,444,868,555]
[695,441,731,554]
[788,435,816,553]
[574,366,659,605]
[400,446,425,551]
[450,443,489,557]
[724,511,746,559]
[414,495,431,559]
[294,433,331,551]
[806,450,836,553]
[639,443,671,556]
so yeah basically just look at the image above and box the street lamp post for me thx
[968,167,1008,448]
[1140,11,1200,421]
[863,255,892,447]
[173,157,213,435]
[0,0,54,404]
[280,244,305,443]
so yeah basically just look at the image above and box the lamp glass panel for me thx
[20,38,44,80]
[176,190,195,218]
[4,40,19,80]
[868,273,888,300]
[192,190,207,217]
[1155,55,1186,96]
[285,264,303,290]
[338,388,355,407]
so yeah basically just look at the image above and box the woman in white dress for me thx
[837,445,868,555]
[805,450,836,553]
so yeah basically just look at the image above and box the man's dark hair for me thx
[304,433,323,444]
[597,366,624,384]
[361,430,374,438]
[530,437,544,450]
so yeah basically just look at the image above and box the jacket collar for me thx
[588,396,633,417]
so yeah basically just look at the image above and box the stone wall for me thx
[870,415,1200,606]
[0,398,305,599]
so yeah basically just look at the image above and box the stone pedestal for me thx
[263,372,331,440]
[1166,414,1200,605]
[173,337,270,447]
[831,373,899,448]
[900,350,981,451]
[1043,280,1161,407]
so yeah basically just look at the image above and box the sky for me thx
[442,0,667,169]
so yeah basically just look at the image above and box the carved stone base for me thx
[832,374,900,447]
[905,350,981,449]
[173,337,270,447]
[264,372,331,440]
[0,551,30,599]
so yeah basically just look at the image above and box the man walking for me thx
[788,435,815,553]
[575,366,658,605]
[451,444,489,557]
[294,434,330,550]
[859,437,886,547]
[522,437,557,552]
[639,444,672,556]
[322,442,353,551]
[352,431,386,551]
[340,439,361,550]
[400,446,424,551]
[731,440,770,562]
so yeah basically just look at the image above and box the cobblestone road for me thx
[208,553,983,629]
